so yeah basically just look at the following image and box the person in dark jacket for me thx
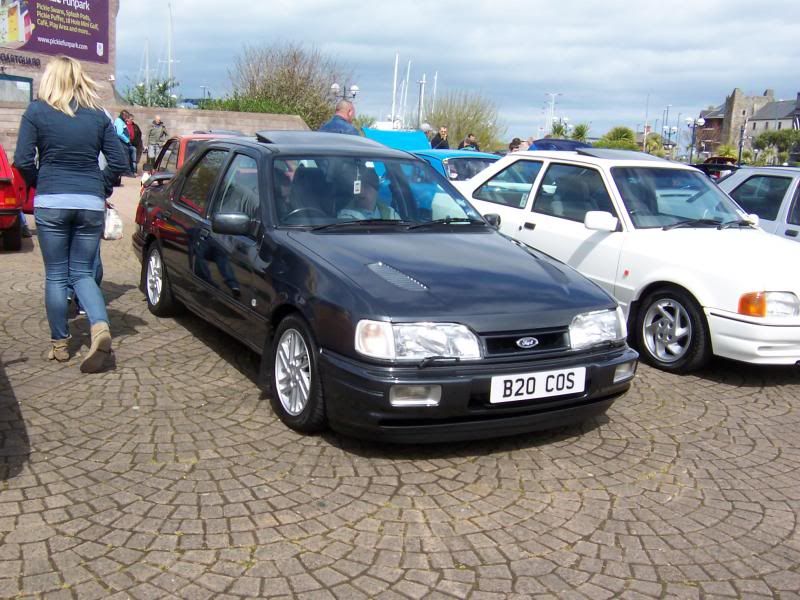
[458,133,481,151]
[319,100,360,135]
[14,55,128,372]
[430,125,450,149]
[127,114,144,174]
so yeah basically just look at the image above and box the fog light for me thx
[613,361,637,383]
[389,385,441,407]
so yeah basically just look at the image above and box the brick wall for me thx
[0,102,308,158]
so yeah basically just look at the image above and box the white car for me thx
[717,166,800,242]
[453,148,800,373]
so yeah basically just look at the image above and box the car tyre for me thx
[634,287,711,373]
[269,315,327,433]
[2,217,22,251]
[144,243,181,317]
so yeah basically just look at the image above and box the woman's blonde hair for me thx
[38,55,101,116]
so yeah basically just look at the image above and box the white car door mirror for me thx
[584,210,618,232]
[746,213,760,227]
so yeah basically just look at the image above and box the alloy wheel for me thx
[275,329,311,416]
[641,298,693,363]
[146,250,163,306]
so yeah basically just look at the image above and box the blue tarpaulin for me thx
[362,128,431,151]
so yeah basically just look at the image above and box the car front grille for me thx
[481,328,570,358]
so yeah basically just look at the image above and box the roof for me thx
[513,149,694,169]
[529,138,592,151]
[751,100,797,121]
[701,105,725,119]
[250,131,413,159]
[411,149,499,161]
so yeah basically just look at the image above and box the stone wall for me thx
[0,102,308,158]
[723,88,774,150]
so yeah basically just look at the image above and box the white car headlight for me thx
[569,307,627,350]
[738,292,800,318]
[355,320,482,361]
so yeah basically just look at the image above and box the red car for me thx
[141,133,239,195]
[0,144,28,251]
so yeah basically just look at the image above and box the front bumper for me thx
[707,310,800,365]
[320,345,638,443]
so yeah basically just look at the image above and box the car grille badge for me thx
[516,336,539,349]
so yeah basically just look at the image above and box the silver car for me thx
[719,167,800,242]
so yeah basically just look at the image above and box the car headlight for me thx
[355,320,482,361]
[569,307,627,350]
[738,292,800,317]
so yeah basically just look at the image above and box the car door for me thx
[205,151,266,347]
[160,148,229,306]
[467,158,546,236]
[154,138,178,174]
[519,162,625,300]
[726,174,794,236]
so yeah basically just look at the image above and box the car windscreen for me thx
[611,167,745,229]
[273,156,483,228]
[444,157,498,180]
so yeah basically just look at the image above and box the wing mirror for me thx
[584,210,619,232]
[745,213,759,227]
[484,213,501,228]
[212,212,252,235]
[144,172,174,188]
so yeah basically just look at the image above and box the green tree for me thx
[570,123,590,143]
[595,126,639,151]
[423,90,506,152]
[124,77,180,108]
[203,42,353,130]
[715,144,737,159]
[549,122,567,138]
[352,114,376,132]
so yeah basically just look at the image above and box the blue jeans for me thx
[35,208,109,340]
[127,145,137,173]
[70,243,103,310]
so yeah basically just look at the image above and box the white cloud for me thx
[115,0,800,139]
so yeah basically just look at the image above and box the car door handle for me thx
[523,222,536,231]
[198,229,210,239]
[785,229,798,237]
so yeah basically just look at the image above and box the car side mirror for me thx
[144,172,173,188]
[212,212,251,235]
[584,210,618,232]
[484,213,501,228]
[745,213,759,227]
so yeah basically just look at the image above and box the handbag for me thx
[103,203,124,240]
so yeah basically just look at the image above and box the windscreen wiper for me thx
[311,219,413,231]
[406,217,486,230]
[718,219,756,230]
[662,218,721,230]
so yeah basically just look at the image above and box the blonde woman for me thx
[14,56,128,372]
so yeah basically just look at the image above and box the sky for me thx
[115,0,800,143]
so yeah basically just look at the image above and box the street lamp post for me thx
[686,117,705,163]
[330,82,359,102]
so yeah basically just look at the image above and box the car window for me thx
[611,167,743,228]
[157,140,178,172]
[178,149,228,216]
[787,185,800,226]
[445,157,498,181]
[533,163,614,222]
[185,140,205,164]
[272,155,481,227]
[213,154,260,227]
[728,175,792,222]
[473,160,543,208]
[164,141,180,173]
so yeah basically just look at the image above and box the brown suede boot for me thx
[80,322,112,373]
[48,338,70,362]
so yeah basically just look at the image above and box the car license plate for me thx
[490,367,586,404]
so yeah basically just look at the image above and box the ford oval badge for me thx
[516,337,539,349]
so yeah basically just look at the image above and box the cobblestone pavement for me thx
[2,180,800,599]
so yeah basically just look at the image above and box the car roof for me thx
[249,131,414,159]
[512,148,697,170]
[732,166,800,176]
[412,149,499,160]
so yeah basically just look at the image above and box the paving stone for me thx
[1,179,800,597]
